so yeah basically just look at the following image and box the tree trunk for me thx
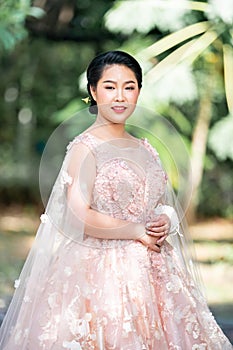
[186,85,213,223]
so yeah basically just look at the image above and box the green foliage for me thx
[104,0,233,218]
[105,1,193,34]
[199,161,233,218]
[0,40,95,196]
[0,1,44,51]
[0,1,119,204]
[0,0,232,218]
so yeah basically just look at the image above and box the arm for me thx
[66,142,143,240]
[85,208,163,252]
[85,207,145,240]
[66,142,162,251]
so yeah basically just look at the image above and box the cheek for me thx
[129,88,140,98]
[96,90,112,102]
[129,91,140,103]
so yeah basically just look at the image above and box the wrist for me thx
[134,223,145,240]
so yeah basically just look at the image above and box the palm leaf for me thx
[138,21,210,61]
[151,0,209,12]
[179,0,209,12]
[223,44,233,113]
[145,28,221,83]
[128,0,209,12]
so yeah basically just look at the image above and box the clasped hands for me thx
[139,214,170,252]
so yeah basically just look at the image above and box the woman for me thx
[0,51,231,349]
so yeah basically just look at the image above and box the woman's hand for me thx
[137,233,163,253]
[145,214,171,247]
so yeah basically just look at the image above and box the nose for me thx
[114,88,125,102]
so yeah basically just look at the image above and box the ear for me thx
[90,86,96,101]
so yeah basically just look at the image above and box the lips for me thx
[111,106,127,113]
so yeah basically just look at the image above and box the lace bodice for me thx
[70,133,167,224]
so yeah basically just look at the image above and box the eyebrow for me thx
[102,80,136,84]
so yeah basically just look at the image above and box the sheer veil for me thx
[0,106,204,348]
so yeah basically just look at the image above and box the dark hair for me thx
[86,50,142,114]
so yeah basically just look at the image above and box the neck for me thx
[93,117,126,139]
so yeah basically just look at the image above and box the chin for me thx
[99,111,131,124]
[108,114,131,124]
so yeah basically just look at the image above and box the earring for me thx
[81,97,91,104]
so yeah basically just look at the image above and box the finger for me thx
[146,226,164,233]
[157,234,168,245]
[146,223,169,232]
[147,214,171,228]
[148,244,161,253]
[149,223,170,232]
[156,226,169,235]
[146,226,167,234]
[146,230,165,237]
[146,220,166,228]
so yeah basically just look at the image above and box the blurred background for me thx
[0,0,232,343]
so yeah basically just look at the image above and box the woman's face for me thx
[90,64,140,124]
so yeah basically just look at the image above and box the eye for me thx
[105,86,115,90]
[125,86,135,90]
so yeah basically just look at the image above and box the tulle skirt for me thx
[1,237,232,350]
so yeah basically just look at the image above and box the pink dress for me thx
[0,133,232,350]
